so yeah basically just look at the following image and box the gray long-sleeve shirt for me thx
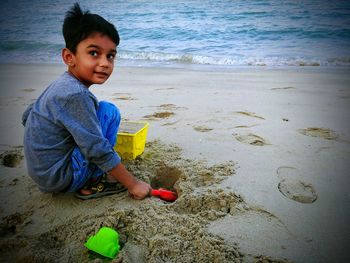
[22,72,121,192]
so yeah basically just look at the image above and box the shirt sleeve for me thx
[22,103,34,126]
[57,92,120,172]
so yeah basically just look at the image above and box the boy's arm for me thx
[108,163,151,200]
[22,103,34,126]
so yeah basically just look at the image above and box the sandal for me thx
[75,174,127,200]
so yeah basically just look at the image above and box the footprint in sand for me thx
[144,104,186,122]
[298,127,338,140]
[156,104,187,111]
[234,111,265,120]
[158,104,178,110]
[116,96,137,100]
[193,125,213,132]
[276,166,317,204]
[234,124,259,129]
[154,87,177,91]
[234,133,269,146]
[21,88,36,92]
[143,111,175,120]
[270,86,296,90]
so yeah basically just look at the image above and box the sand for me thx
[0,64,349,262]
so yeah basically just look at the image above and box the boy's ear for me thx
[62,48,75,67]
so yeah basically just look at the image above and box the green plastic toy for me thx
[84,227,120,259]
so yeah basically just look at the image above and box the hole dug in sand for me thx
[0,150,23,168]
[150,164,181,192]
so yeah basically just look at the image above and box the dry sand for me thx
[0,64,349,262]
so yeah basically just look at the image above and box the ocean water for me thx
[1,0,350,68]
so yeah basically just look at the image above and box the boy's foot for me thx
[79,188,94,196]
[75,174,126,200]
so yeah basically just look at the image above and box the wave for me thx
[118,50,350,67]
[0,42,349,67]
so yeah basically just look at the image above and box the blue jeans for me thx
[67,101,121,192]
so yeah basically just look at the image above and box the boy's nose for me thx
[99,56,110,67]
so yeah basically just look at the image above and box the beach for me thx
[0,63,349,262]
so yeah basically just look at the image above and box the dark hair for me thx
[62,3,119,53]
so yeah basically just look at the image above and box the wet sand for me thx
[0,64,349,262]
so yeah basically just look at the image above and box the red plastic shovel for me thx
[150,188,178,202]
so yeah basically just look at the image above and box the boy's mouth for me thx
[94,71,109,77]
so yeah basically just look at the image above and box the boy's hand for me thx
[108,163,151,200]
[128,180,151,200]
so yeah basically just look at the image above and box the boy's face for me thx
[65,32,117,87]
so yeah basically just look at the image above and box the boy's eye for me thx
[107,53,116,60]
[89,51,98,56]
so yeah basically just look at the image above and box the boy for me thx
[22,3,150,200]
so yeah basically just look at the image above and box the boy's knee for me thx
[99,100,118,111]
[98,101,121,119]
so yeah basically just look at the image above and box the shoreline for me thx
[0,63,349,262]
[1,61,349,73]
